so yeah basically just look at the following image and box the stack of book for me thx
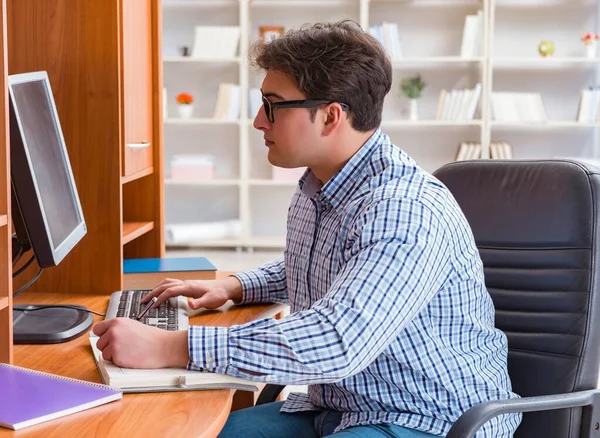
[490,92,547,122]
[460,10,484,58]
[455,142,481,161]
[213,83,240,121]
[435,83,482,120]
[577,87,600,123]
[191,26,240,59]
[489,141,514,159]
[455,141,514,161]
[368,22,402,60]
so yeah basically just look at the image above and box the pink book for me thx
[0,363,122,430]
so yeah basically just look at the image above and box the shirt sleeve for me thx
[232,256,289,305]
[188,199,450,384]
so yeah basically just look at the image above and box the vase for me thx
[585,41,598,59]
[409,99,419,121]
[177,104,194,119]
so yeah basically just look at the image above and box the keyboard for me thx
[105,289,189,331]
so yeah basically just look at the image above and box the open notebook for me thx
[0,363,122,430]
[89,334,258,393]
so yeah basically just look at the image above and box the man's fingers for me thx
[101,345,113,362]
[93,319,113,337]
[96,332,110,352]
[142,278,181,303]
[152,284,194,306]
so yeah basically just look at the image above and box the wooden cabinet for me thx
[6,0,164,297]
[122,0,154,177]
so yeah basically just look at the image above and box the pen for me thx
[137,297,157,321]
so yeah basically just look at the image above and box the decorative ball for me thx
[538,40,555,57]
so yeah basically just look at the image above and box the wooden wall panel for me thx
[0,0,11,364]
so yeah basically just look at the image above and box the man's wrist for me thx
[165,330,190,368]
[225,275,243,303]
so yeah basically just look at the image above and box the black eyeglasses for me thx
[261,94,350,123]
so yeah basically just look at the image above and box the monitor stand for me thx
[12,304,93,344]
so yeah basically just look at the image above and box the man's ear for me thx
[321,103,344,137]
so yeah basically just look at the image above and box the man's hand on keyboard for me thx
[141,276,244,311]
[92,317,189,369]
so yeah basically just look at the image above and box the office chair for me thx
[257,159,600,438]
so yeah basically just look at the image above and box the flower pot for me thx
[409,99,419,121]
[585,40,598,59]
[177,104,194,119]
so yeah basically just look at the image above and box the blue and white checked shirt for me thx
[188,129,521,436]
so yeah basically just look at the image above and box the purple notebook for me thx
[0,363,122,430]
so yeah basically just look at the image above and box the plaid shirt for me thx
[188,129,521,436]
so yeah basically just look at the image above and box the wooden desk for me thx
[1,292,286,438]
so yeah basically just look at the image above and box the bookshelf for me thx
[162,0,599,250]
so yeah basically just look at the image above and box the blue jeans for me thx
[218,401,438,438]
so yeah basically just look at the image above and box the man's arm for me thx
[187,199,451,383]
[233,256,289,305]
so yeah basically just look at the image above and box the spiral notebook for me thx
[0,363,122,430]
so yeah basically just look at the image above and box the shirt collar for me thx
[299,129,384,209]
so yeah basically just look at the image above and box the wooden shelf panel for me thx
[0,214,6,227]
[0,296,8,311]
[122,167,154,184]
[122,221,155,245]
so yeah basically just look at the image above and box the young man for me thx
[93,21,521,438]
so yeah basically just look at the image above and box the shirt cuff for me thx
[232,269,270,304]
[187,325,230,373]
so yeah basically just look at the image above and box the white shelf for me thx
[162,0,239,7]
[250,0,353,7]
[493,57,600,69]
[491,121,600,129]
[249,179,298,187]
[370,0,481,6]
[382,120,483,128]
[165,179,241,186]
[247,237,286,248]
[392,57,484,68]
[164,118,240,125]
[494,0,595,7]
[162,0,600,249]
[163,56,240,63]
[170,238,245,248]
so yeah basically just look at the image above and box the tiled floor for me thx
[166,248,284,273]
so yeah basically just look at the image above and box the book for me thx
[0,363,122,431]
[123,257,217,287]
[191,26,240,59]
[89,334,259,393]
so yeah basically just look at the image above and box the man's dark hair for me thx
[250,20,392,132]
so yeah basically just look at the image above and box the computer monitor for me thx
[9,71,92,344]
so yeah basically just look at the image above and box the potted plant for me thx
[176,92,194,119]
[582,33,599,59]
[401,75,426,121]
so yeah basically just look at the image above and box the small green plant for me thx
[401,75,426,99]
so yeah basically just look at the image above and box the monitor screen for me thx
[9,71,86,268]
